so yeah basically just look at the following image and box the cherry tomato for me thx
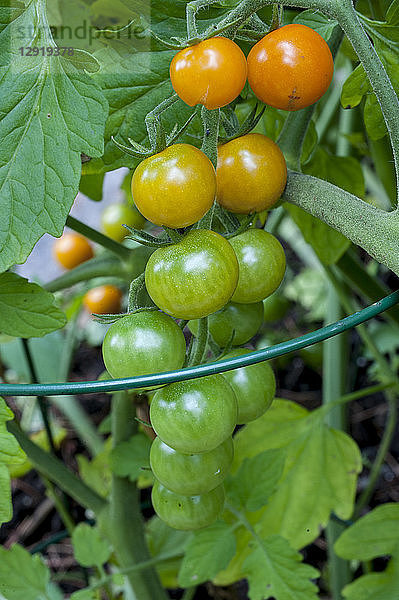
[53,232,94,270]
[150,436,233,496]
[150,375,237,454]
[189,301,264,347]
[247,24,334,111]
[83,285,123,314]
[170,37,247,110]
[101,203,145,242]
[102,310,186,379]
[216,133,287,213]
[221,349,275,423]
[263,293,290,322]
[152,481,225,530]
[132,144,216,228]
[229,229,286,303]
[145,229,239,320]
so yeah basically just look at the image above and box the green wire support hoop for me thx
[1,291,398,397]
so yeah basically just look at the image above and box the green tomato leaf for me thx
[334,503,399,560]
[79,173,105,201]
[293,9,338,39]
[243,535,319,600]
[70,589,98,600]
[335,505,399,600]
[72,523,112,568]
[146,515,190,588]
[178,521,236,588]
[0,1,108,272]
[0,544,56,600]
[109,432,151,481]
[284,268,328,322]
[235,400,362,548]
[0,273,67,338]
[341,558,399,600]
[341,63,369,109]
[77,437,112,498]
[0,399,25,525]
[227,449,285,512]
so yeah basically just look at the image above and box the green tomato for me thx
[102,311,186,379]
[221,348,275,423]
[189,301,263,347]
[263,293,290,322]
[150,375,238,453]
[150,436,233,495]
[151,481,225,530]
[229,229,286,303]
[145,229,239,320]
[101,203,145,242]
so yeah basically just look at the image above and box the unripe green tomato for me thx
[189,301,263,347]
[150,375,238,454]
[101,203,145,242]
[229,229,286,303]
[102,311,186,379]
[150,436,234,495]
[222,348,276,423]
[145,229,239,320]
[262,293,290,322]
[151,480,225,530]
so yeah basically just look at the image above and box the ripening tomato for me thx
[101,203,145,242]
[229,229,286,303]
[170,37,247,110]
[131,144,216,229]
[247,24,334,111]
[83,285,123,314]
[216,133,287,213]
[145,229,239,320]
[53,232,94,270]
[150,436,233,495]
[188,301,264,347]
[150,375,238,454]
[151,481,225,530]
[221,349,276,423]
[102,310,186,379]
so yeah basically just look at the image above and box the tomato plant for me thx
[102,311,186,379]
[145,229,239,319]
[247,24,334,111]
[53,232,94,270]
[170,37,247,110]
[188,301,264,347]
[2,1,399,599]
[83,284,123,314]
[132,144,216,228]
[101,203,145,241]
[150,436,234,495]
[151,481,225,531]
[229,229,286,303]
[150,375,238,454]
[216,133,287,213]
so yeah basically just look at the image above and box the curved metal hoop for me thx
[1,291,399,397]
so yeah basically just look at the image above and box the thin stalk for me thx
[201,107,220,167]
[107,391,167,600]
[21,339,56,456]
[368,136,397,208]
[67,215,131,261]
[323,282,350,600]
[188,317,209,366]
[45,478,75,535]
[7,420,106,514]
[50,396,104,457]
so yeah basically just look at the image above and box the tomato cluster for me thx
[98,21,332,530]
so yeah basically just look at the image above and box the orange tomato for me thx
[247,24,334,111]
[170,37,247,110]
[216,133,287,213]
[83,285,123,314]
[53,232,94,270]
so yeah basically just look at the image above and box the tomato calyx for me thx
[220,103,265,144]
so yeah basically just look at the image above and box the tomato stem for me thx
[187,316,209,366]
[66,216,131,261]
[201,106,220,167]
